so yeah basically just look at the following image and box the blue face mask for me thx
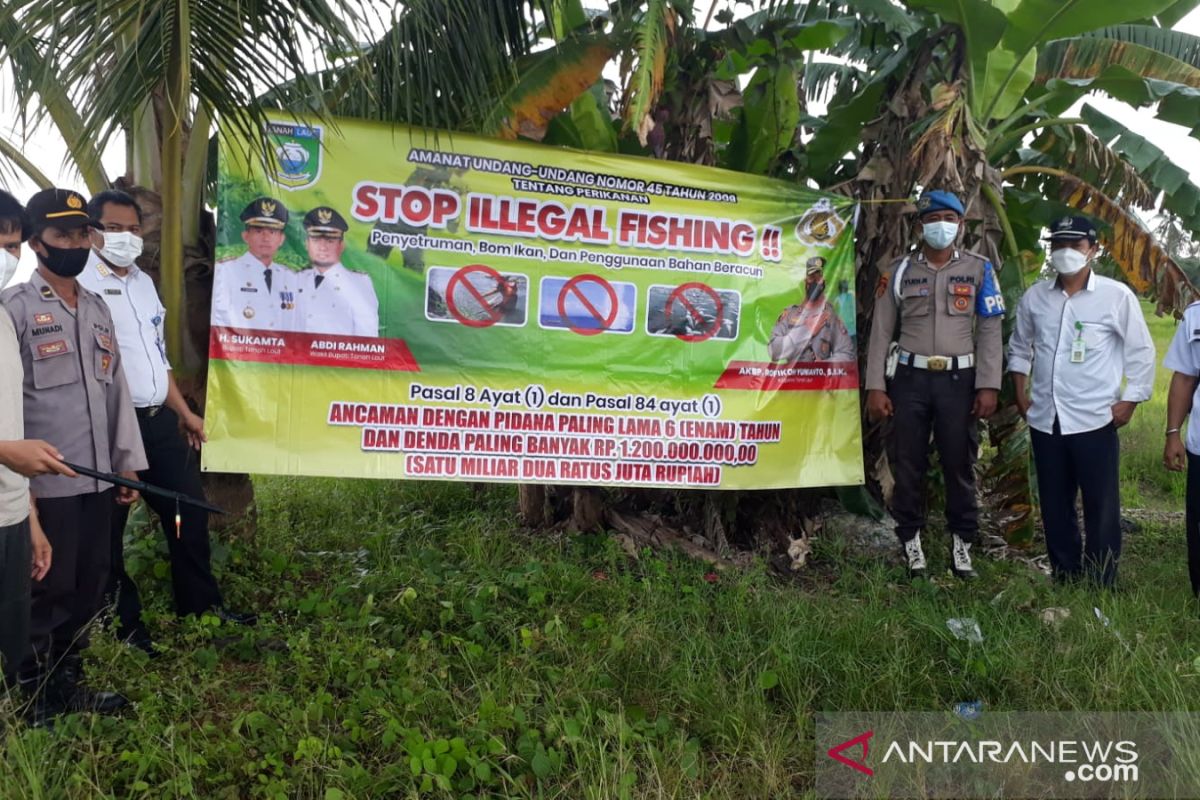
[922,221,959,250]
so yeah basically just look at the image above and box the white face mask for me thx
[1050,247,1088,276]
[99,231,143,268]
[0,249,19,289]
[922,221,959,250]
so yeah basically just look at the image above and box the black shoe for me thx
[213,607,258,627]
[17,671,64,727]
[57,656,130,715]
[122,628,158,658]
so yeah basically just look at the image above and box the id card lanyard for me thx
[1070,319,1086,363]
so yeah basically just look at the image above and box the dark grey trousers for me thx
[887,364,980,543]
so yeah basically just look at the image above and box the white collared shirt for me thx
[77,251,170,407]
[295,262,380,337]
[1008,270,1155,435]
[211,251,299,331]
[1163,302,1200,455]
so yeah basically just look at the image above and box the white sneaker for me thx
[951,534,977,579]
[904,533,927,575]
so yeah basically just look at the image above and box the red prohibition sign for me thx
[664,282,724,342]
[557,273,619,336]
[445,264,505,328]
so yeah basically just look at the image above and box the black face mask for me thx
[37,240,90,278]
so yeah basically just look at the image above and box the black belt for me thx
[136,405,164,419]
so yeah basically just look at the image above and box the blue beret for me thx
[1046,215,1098,244]
[916,190,964,217]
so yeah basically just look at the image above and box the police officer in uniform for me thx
[768,256,855,363]
[2,188,147,719]
[79,190,254,654]
[211,197,298,331]
[296,207,379,337]
[865,190,1006,578]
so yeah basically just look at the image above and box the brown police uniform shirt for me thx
[768,301,855,363]
[865,250,1003,392]
[1,271,147,499]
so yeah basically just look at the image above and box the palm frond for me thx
[621,0,672,146]
[1038,25,1200,87]
[1063,177,1198,314]
[1027,125,1157,210]
[478,35,616,139]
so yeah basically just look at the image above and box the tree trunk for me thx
[518,484,547,527]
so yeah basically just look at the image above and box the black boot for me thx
[17,667,64,727]
[57,655,130,715]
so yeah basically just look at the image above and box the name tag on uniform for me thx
[104,288,122,295]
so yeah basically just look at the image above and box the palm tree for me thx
[0,0,375,519]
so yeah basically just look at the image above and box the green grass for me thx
[1118,301,1187,511]
[2,300,1197,798]
[3,475,1200,799]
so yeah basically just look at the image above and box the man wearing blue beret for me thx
[866,190,1006,579]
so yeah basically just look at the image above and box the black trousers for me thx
[1030,420,1121,587]
[1187,452,1200,598]
[107,407,222,637]
[0,518,30,686]
[887,364,980,543]
[22,491,112,673]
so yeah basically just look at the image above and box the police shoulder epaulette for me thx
[962,250,990,263]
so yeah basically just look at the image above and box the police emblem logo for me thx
[101,354,112,372]
[39,285,53,299]
[33,312,53,325]
[66,193,83,209]
[794,199,847,249]
[952,295,971,312]
[267,120,323,191]
[917,195,932,211]
[1056,217,1073,231]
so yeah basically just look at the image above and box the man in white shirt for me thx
[1162,302,1200,598]
[1008,216,1156,587]
[295,206,379,337]
[80,191,255,654]
[210,197,299,332]
[0,190,71,692]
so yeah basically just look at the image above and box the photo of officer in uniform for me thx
[767,256,855,363]
[296,207,379,337]
[210,197,298,332]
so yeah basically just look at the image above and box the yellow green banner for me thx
[203,113,864,489]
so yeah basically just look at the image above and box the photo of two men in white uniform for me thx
[211,197,380,337]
